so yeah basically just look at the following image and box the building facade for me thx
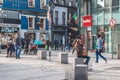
[51,0,77,46]
[1,0,49,46]
[79,0,120,54]
[0,1,20,46]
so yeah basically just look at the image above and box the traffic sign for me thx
[110,19,116,28]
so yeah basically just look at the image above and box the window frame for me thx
[55,11,58,25]
[62,12,66,25]
[40,0,46,9]
[28,0,35,8]
[28,17,34,30]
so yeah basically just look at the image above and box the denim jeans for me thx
[78,56,90,64]
[16,45,21,58]
[96,49,106,62]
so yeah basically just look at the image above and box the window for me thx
[40,0,46,9]
[62,12,66,25]
[97,0,104,9]
[55,11,58,25]
[62,0,65,5]
[28,0,35,7]
[39,18,45,30]
[37,18,46,30]
[28,17,34,29]
[55,0,59,4]
[112,0,119,12]
[69,1,73,6]
[0,0,3,4]
[69,13,72,19]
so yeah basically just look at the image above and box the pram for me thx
[24,44,37,54]
[30,44,37,54]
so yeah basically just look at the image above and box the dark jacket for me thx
[16,36,22,46]
[76,44,83,57]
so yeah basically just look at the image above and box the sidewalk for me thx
[0,49,120,80]
[0,54,65,80]
[49,50,120,80]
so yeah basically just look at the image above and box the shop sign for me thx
[110,19,116,28]
[82,15,92,27]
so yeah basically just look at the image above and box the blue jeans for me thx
[96,49,106,62]
[16,46,21,58]
[78,56,90,64]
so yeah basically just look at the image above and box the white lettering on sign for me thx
[83,19,91,23]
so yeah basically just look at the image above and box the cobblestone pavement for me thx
[0,54,65,80]
[0,49,120,80]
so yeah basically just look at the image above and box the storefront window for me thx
[91,0,97,9]
[112,0,119,12]
[40,33,49,45]
[97,9,104,25]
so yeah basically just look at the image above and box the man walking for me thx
[15,32,22,59]
[95,34,107,63]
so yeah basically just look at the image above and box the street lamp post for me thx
[44,1,55,61]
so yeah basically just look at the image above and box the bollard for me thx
[74,64,88,80]
[73,57,88,80]
[73,57,84,69]
[37,50,47,60]
[58,52,68,64]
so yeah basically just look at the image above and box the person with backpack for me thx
[95,34,107,63]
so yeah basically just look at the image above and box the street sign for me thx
[110,19,116,28]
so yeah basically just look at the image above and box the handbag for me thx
[82,49,88,56]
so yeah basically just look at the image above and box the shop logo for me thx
[82,15,92,27]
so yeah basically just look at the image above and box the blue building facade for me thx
[1,0,49,44]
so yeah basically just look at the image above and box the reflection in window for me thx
[40,0,46,9]
[97,0,104,9]
[112,0,119,12]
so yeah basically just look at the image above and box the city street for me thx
[0,49,120,80]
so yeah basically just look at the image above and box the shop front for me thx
[0,23,20,49]
[21,30,50,48]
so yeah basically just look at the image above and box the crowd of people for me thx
[3,32,107,65]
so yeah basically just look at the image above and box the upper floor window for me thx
[62,0,65,5]
[62,12,66,25]
[40,0,46,9]
[69,13,72,19]
[28,0,35,7]
[28,17,34,30]
[69,1,73,6]
[0,0,3,4]
[55,11,58,25]
[38,18,46,30]
[55,0,59,4]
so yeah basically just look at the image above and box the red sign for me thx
[110,19,116,28]
[82,15,92,27]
